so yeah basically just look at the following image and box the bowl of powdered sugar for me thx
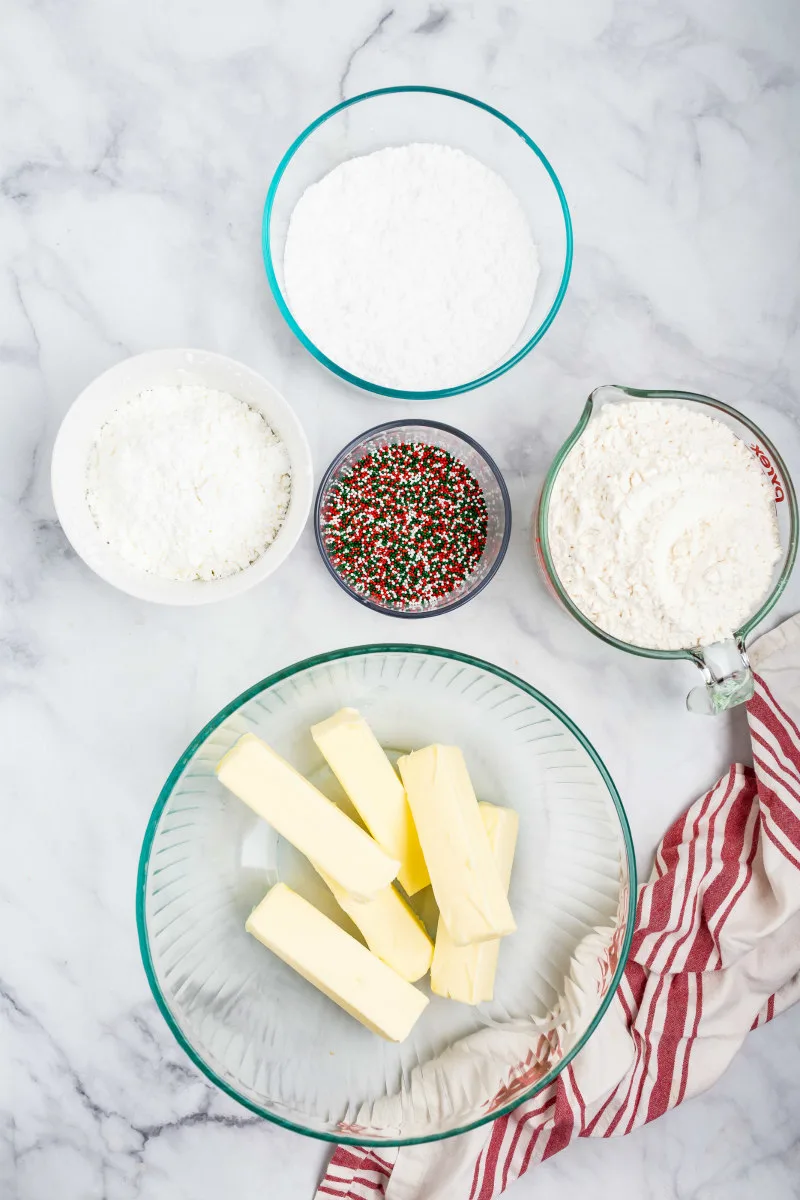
[263,86,572,399]
[51,349,313,604]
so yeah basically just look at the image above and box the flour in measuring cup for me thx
[283,143,539,391]
[548,401,782,650]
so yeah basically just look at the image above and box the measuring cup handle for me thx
[686,638,754,715]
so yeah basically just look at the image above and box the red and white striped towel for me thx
[315,615,800,1200]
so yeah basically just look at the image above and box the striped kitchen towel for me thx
[315,614,800,1200]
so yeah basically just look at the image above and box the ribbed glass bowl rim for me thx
[136,642,637,1146]
[313,419,512,618]
[261,84,574,400]
[537,386,799,661]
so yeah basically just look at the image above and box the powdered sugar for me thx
[283,143,539,391]
[86,385,291,581]
[548,401,782,650]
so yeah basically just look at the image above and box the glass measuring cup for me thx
[536,386,798,714]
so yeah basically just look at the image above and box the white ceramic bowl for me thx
[51,349,314,605]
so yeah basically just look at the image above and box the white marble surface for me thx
[3,1,800,1197]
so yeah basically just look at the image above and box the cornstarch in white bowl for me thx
[548,401,782,651]
[283,143,539,391]
[86,385,291,581]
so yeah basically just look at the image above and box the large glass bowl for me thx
[262,86,573,400]
[536,385,799,714]
[314,420,511,617]
[137,645,635,1146]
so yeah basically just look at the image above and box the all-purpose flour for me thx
[86,385,291,581]
[548,401,782,650]
[283,143,540,391]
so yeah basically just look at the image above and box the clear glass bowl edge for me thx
[261,84,574,401]
[136,642,637,1146]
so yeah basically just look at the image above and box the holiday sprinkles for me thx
[321,442,488,609]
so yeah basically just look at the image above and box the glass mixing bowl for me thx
[137,645,635,1145]
[536,386,798,714]
[262,85,573,400]
[314,420,511,617]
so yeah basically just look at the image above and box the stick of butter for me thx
[430,803,519,1003]
[397,745,516,946]
[310,708,429,895]
[246,883,429,1042]
[315,866,433,983]
[216,734,399,900]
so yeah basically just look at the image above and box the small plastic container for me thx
[536,385,798,714]
[315,420,511,618]
[263,86,572,400]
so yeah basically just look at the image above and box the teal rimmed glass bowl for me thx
[137,644,635,1145]
[262,86,573,400]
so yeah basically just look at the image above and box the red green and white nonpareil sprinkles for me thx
[322,443,488,608]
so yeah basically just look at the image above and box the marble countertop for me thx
[4,1,800,1197]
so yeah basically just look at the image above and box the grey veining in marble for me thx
[3,1,800,1197]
